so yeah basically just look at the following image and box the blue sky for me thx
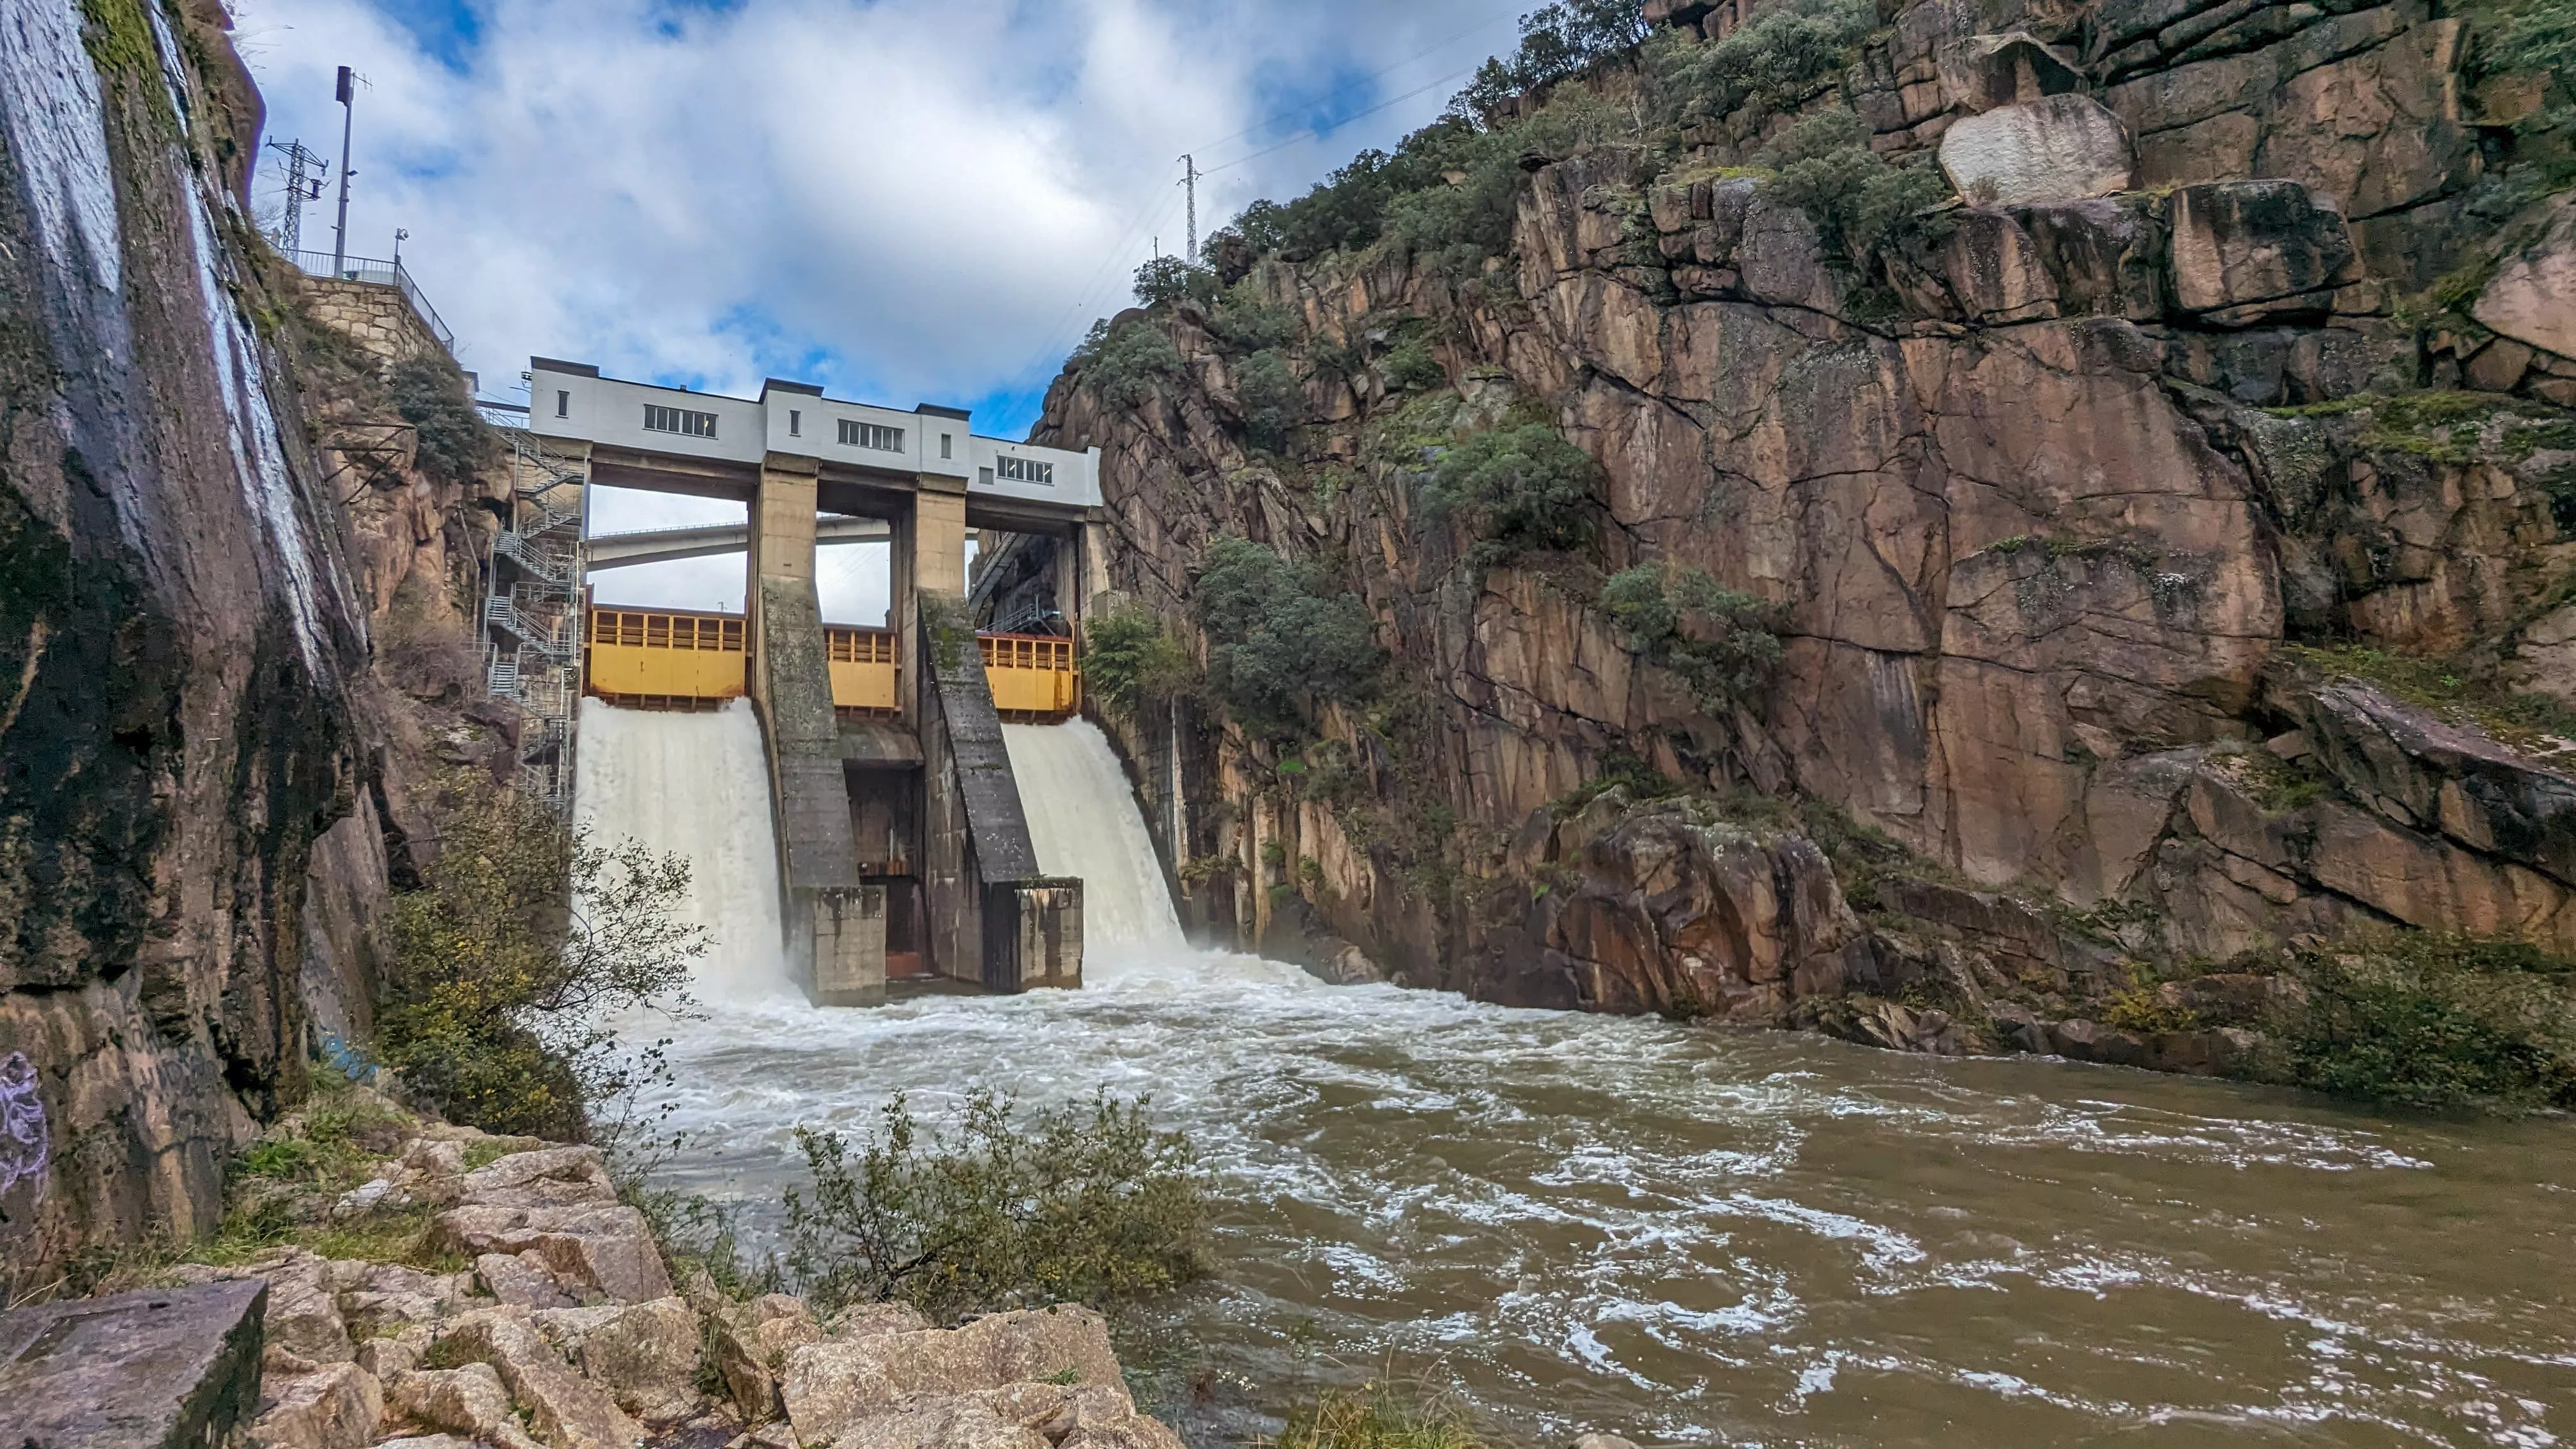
[231,0,1523,613]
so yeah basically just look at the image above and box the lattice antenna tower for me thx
[1178,154,1200,263]
[266,139,326,252]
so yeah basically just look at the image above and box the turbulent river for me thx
[580,705,2576,1446]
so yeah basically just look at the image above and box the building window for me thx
[940,434,953,461]
[643,404,717,438]
[839,420,904,452]
[555,390,569,418]
[790,409,802,437]
[995,455,1055,486]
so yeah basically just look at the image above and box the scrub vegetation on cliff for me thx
[1036,0,2576,1113]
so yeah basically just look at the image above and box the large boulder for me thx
[2474,196,2576,363]
[433,1202,673,1305]
[433,1308,645,1449]
[781,1307,1130,1448]
[384,1364,544,1449]
[249,1363,383,1449]
[2288,681,2576,888]
[532,1297,704,1426]
[1938,95,2136,205]
[2167,181,2359,323]
[0,1282,270,1448]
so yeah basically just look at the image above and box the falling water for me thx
[1004,719,1188,956]
[575,698,795,1004]
[610,712,2576,1446]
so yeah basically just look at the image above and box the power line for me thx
[1190,6,1522,158]
[1201,59,1485,175]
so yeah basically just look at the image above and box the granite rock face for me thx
[1034,0,2576,1043]
[0,0,508,1284]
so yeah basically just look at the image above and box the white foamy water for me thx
[586,707,2573,1446]
[1005,720,1188,956]
[576,698,795,1004]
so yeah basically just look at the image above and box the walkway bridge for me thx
[518,359,1109,1006]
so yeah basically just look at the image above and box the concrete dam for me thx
[489,359,1108,1003]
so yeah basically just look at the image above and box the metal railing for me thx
[283,247,456,355]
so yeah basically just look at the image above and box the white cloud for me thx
[233,0,1517,597]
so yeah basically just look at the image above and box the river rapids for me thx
[578,703,2575,1446]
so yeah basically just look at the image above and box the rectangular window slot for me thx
[839,420,905,451]
[995,456,1055,486]
[940,434,953,460]
[790,409,801,436]
[643,404,718,438]
[555,390,569,418]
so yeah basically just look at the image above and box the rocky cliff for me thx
[1034,0,2576,1075]
[0,0,499,1287]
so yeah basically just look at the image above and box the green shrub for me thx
[1079,319,1184,409]
[782,1089,1209,1324]
[378,777,705,1141]
[1423,423,1601,564]
[1600,562,1787,715]
[388,356,500,485]
[1234,348,1302,452]
[1647,0,1876,121]
[1458,0,1652,116]
[2280,937,2576,1113]
[1084,606,1199,716]
[1133,256,1220,308]
[1383,337,1444,392]
[1208,282,1295,354]
[1759,107,1956,266]
[1194,536,1383,731]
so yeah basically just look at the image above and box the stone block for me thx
[2167,181,2360,316]
[783,1307,1130,1449]
[1936,31,2086,113]
[0,1280,268,1447]
[2474,195,2576,363]
[1938,95,2136,205]
[250,1362,383,1449]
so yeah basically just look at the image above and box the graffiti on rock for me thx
[0,1053,50,1198]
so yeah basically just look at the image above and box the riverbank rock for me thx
[781,1306,1170,1449]
[0,1282,271,1448]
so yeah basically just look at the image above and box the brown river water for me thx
[599,716,2575,1446]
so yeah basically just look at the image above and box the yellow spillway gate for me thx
[981,632,1081,721]
[586,609,1073,720]
[585,608,747,710]
[825,627,901,719]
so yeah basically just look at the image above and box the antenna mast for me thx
[1178,154,1200,263]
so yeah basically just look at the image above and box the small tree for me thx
[1602,562,1788,716]
[1424,424,1602,564]
[1082,319,1183,409]
[1195,536,1382,732]
[1133,255,1220,309]
[1084,606,1199,716]
[378,778,705,1140]
[1234,348,1301,452]
[388,355,500,485]
[783,1089,1209,1324]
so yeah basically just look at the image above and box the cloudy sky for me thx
[232,0,1521,615]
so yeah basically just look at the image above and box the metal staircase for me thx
[477,422,588,815]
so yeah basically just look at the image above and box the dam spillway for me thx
[574,698,794,1004]
[1003,720,1187,955]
